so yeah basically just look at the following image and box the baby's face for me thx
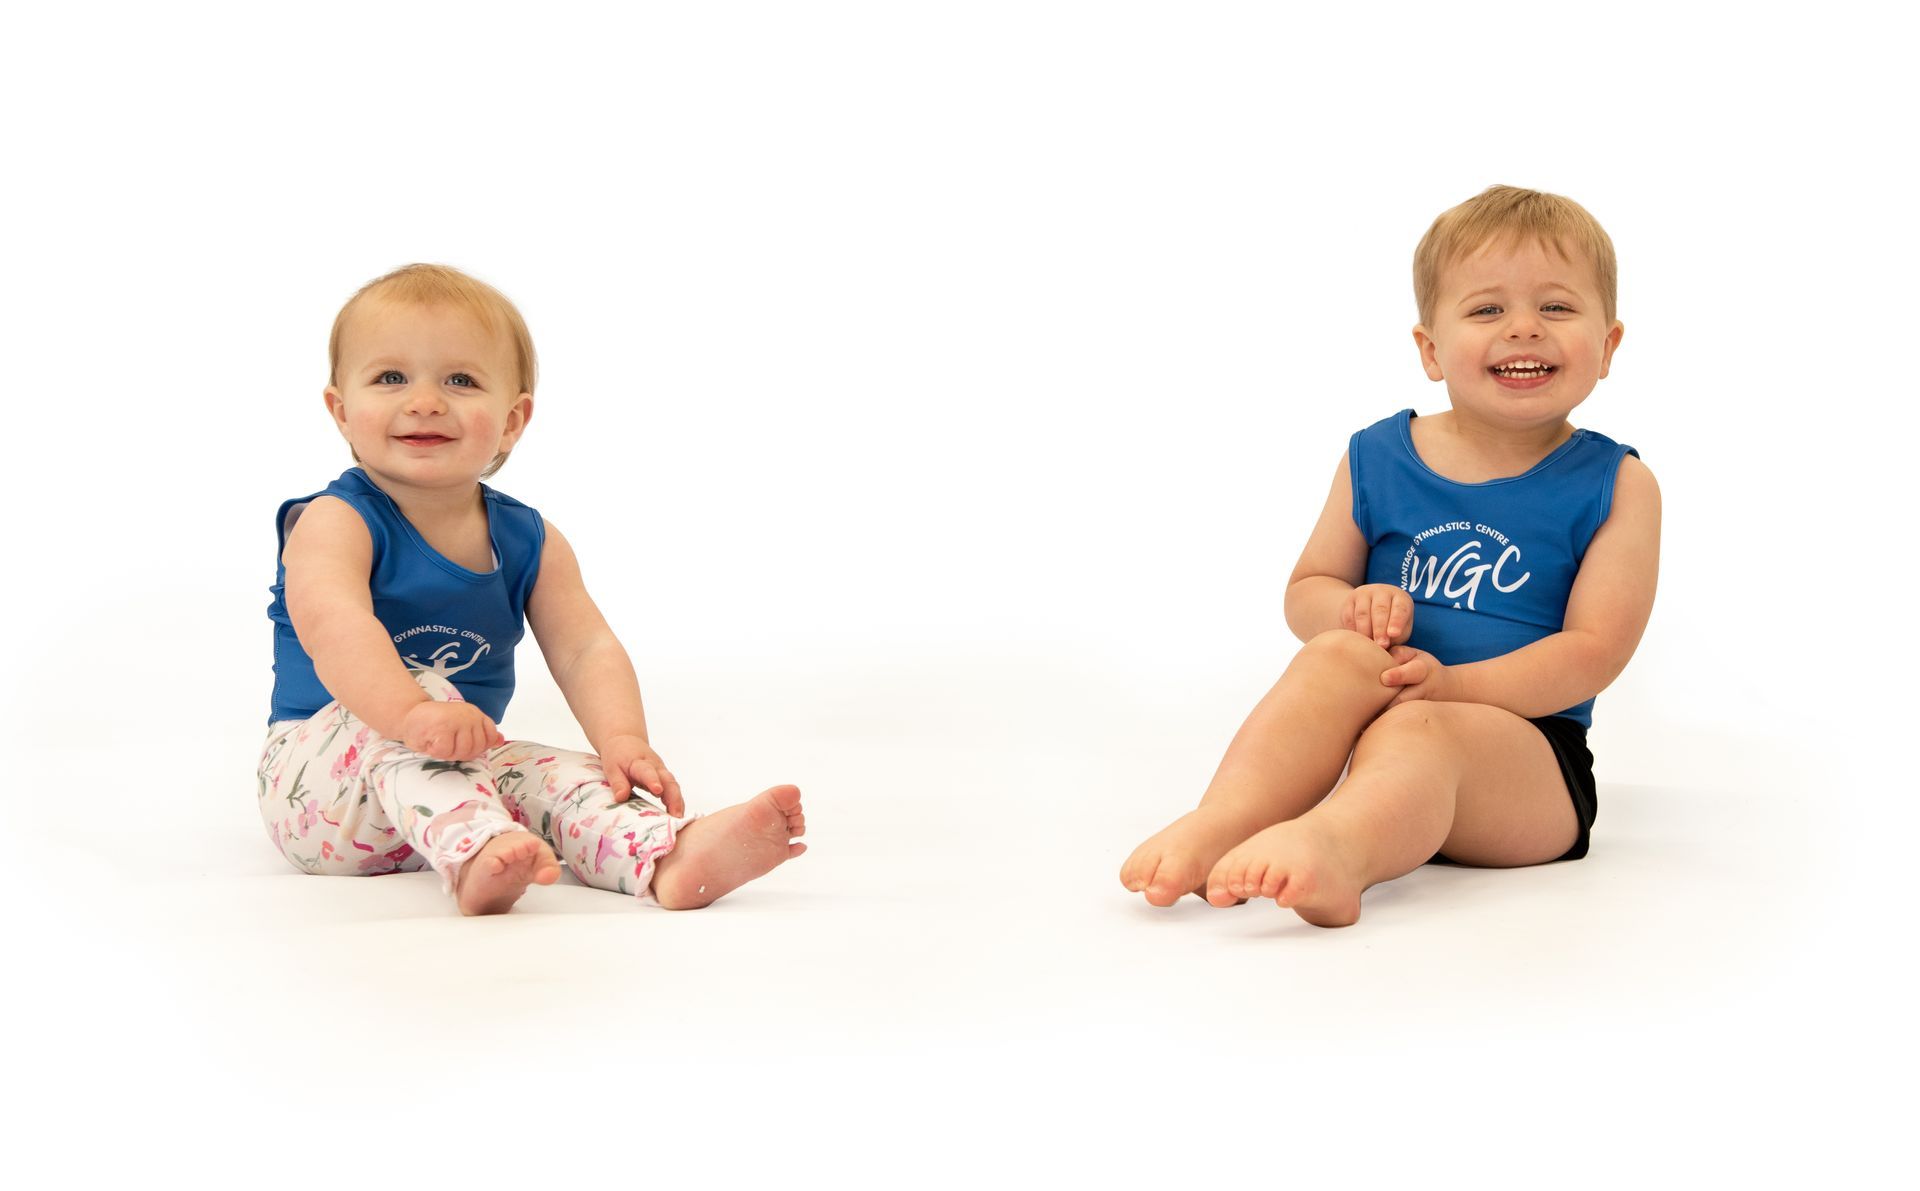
[325,300,531,493]
[1413,237,1622,431]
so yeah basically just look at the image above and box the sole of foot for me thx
[650,784,807,910]
[456,831,562,916]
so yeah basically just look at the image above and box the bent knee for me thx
[1301,628,1394,675]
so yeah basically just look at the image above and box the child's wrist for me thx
[592,729,650,753]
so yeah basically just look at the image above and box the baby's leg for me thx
[491,746,805,908]
[258,705,432,879]
[1120,630,1399,906]
[256,671,555,914]
[1206,701,1578,927]
[491,745,679,896]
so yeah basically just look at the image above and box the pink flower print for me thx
[422,799,495,852]
[320,840,335,860]
[296,800,321,839]
[385,844,414,863]
[351,839,375,853]
[592,833,625,874]
[535,756,556,766]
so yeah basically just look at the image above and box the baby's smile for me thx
[1488,356,1558,389]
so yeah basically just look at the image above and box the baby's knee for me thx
[1300,628,1393,676]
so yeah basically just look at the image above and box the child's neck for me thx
[1429,409,1573,473]
[361,471,487,534]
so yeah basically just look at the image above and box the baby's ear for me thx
[1411,326,1444,381]
[504,392,533,441]
[1598,321,1624,378]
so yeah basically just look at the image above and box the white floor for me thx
[11,653,1906,1186]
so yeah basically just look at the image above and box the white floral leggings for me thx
[256,670,688,900]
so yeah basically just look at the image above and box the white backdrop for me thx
[3,2,1910,1184]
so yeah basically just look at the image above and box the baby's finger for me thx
[1370,592,1393,646]
[1387,594,1410,643]
[1341,600,1355,632]
[662,773,684,816]
[602,756,633,802]
[633,760,666,797]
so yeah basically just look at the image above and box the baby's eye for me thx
[1470,305,1501,317]
[375,370,406,385]
[447,373,476,388]
[1542,303,1573,313]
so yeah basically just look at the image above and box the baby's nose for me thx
[1506,314,1544,337]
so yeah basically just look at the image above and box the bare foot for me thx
[1204,817,1364,927]
[456,831,562,916]
[1120,805,1270,907]
[649,785,806,910]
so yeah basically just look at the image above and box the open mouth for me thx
[1489,359,1557,381]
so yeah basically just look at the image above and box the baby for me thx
[259,264,807,915]
[1121,185,1660,926]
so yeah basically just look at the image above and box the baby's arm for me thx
[1284,451,1412,646]
[1433,455,1662,717]
[282,497,502,759]
[524,521,683,814]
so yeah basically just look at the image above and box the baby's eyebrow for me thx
[363,358,495,378]
[1457,283,1581,304]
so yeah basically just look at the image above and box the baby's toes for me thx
[1205,855,1243,906]
[1142,858,1194,906]
[1257,864,1286,900]
[1274,868,1313,907]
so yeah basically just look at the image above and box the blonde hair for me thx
[1412,185,1617,329]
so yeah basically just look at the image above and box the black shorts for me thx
[1430,714,1597,865]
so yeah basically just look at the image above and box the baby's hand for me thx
[599,735,685,817]
[401,701,505,761]
[1342,583,1415,648]
[1381,645,1450,706]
